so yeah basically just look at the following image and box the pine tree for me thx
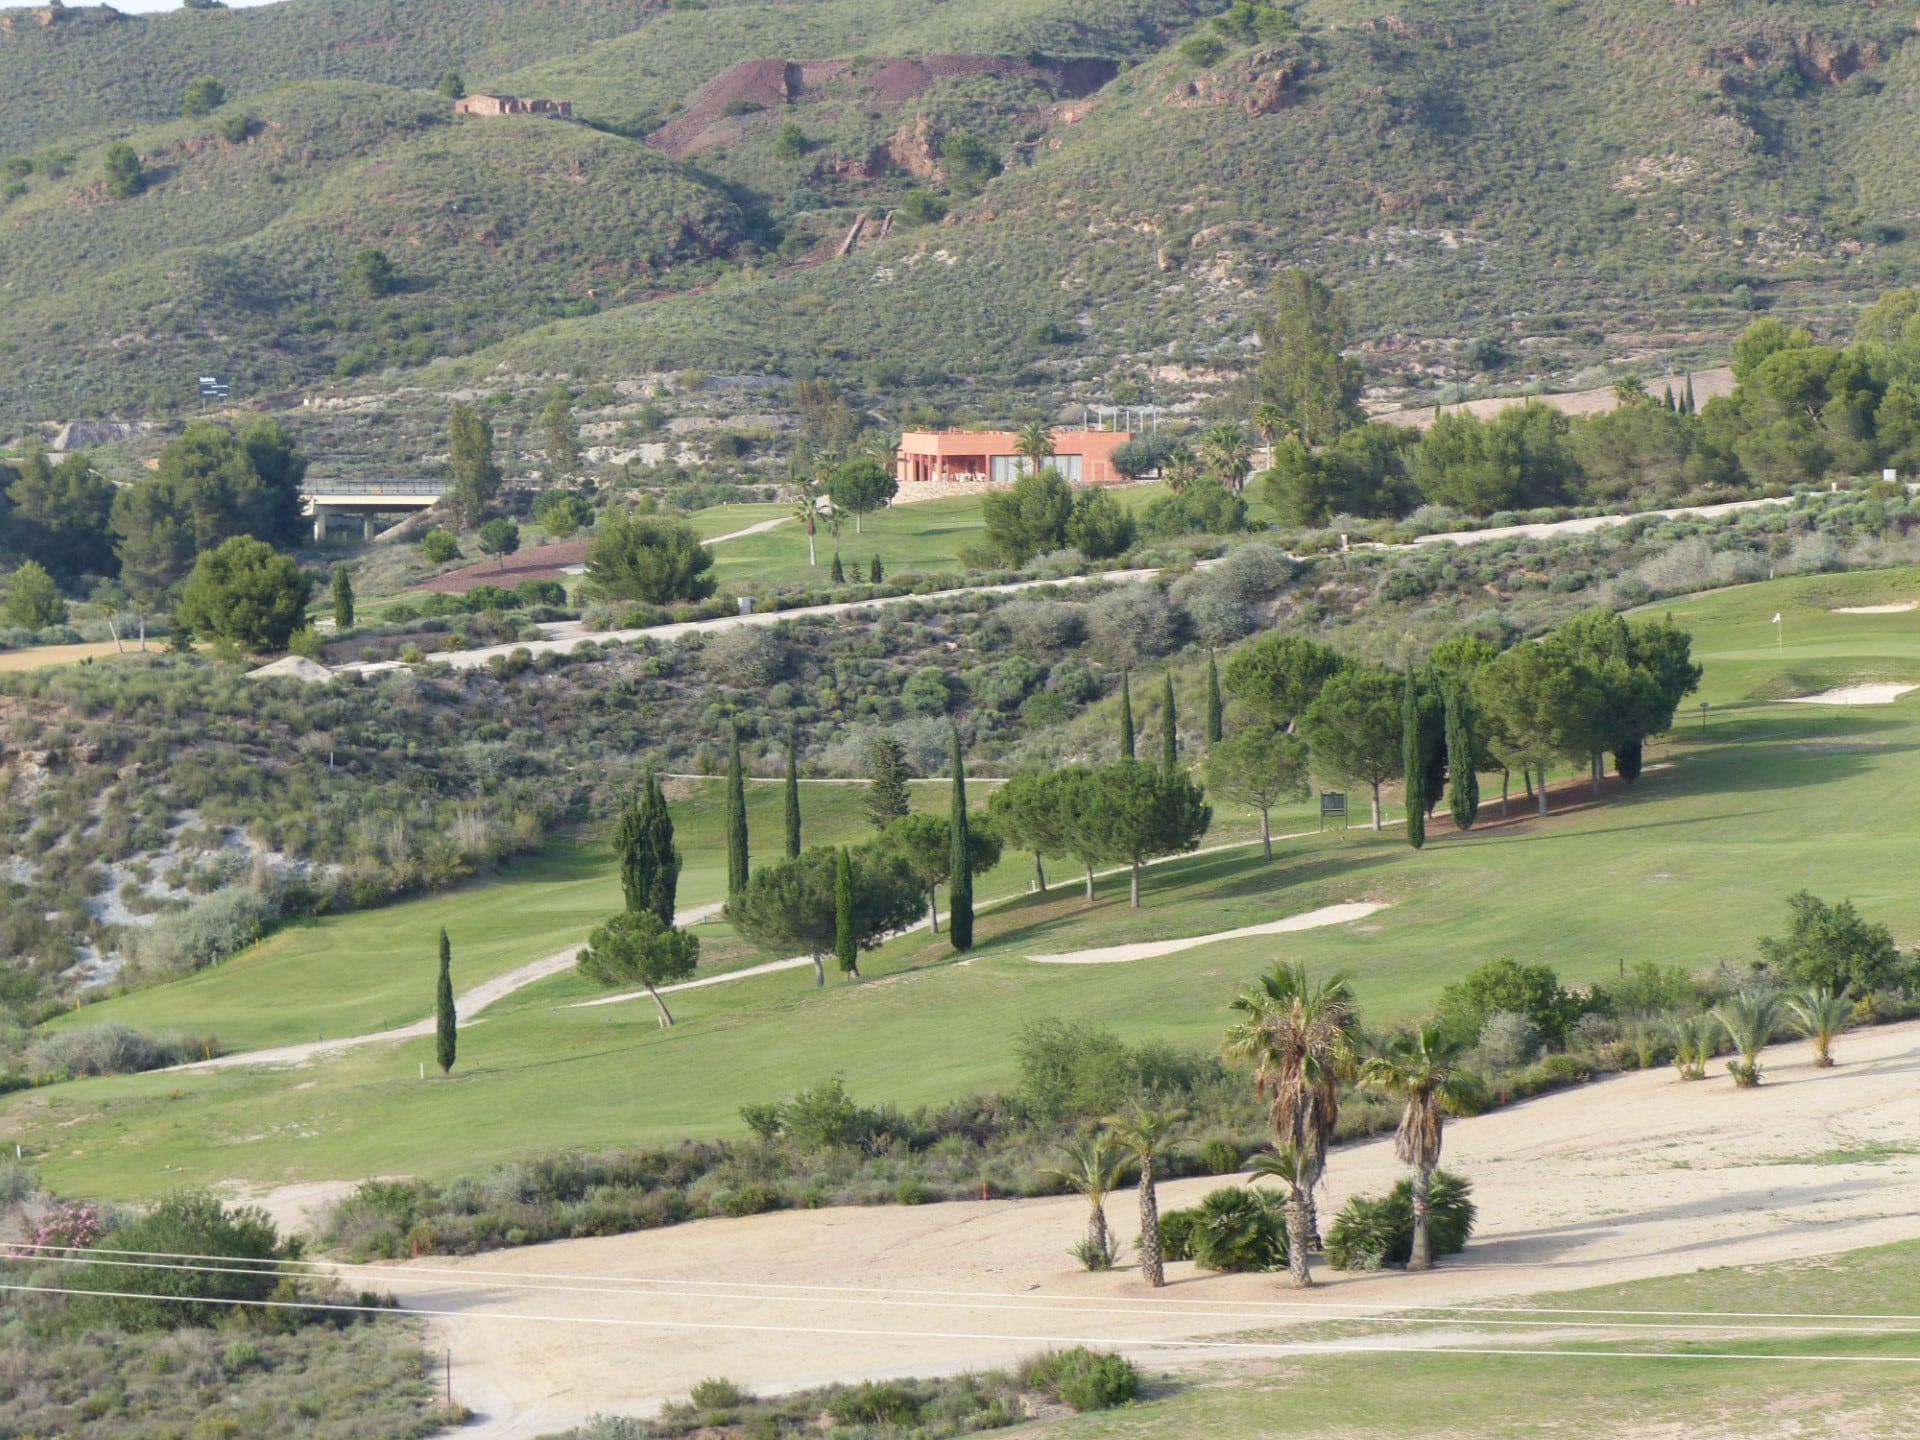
[1205,650,1224,745]
[784,722,802,859]
[948,725,974,952]
[435,928,457,1076]
[834,847,858,977]
[869,555,883,583]
[1445,683,1480,833]
[831,551,846,584]
[725,726,749,896]
[1160,673,1179,775]
[1402,669,1426,850]
[331,564,354,631]
[1119,670,1135,759]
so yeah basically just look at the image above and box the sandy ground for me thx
[1026,902,1387,964]
[326,1018,1920,1438]
[1832,602,1919,614]
[1375,367,1737,430]
[0,639,135,672]
[1781,683,1919,706]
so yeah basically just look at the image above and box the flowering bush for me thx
[27,1200,104,1253]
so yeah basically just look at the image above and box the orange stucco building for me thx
[895,428,1134,488]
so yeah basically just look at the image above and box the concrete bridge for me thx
[302,479,444,540]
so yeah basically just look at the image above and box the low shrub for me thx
[24,1024,198,1079]
[1166,1187,1288,1273]
[1022,1347,1139,1411]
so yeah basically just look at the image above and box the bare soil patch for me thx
[377,1019,1920,1438]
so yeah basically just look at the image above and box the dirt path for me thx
[1405,495,1787,548]
[363,1016,1920,1437]
[1374,366,1737,430]
[704,514,793,545]
[338,569,1159,676]
[1025,901,1387,964]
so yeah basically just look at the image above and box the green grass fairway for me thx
[19,566,1920,1197]
[709,493,990,590]
[54,778,1053,1054]
[1046,1238,1920,1439]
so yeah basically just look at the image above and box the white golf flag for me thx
[1772,613,1781,623]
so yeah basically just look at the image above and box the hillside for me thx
[2,0,1919,433]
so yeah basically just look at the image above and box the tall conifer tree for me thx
[1205,650,1224,745]
[1119,670,1135,759]
[948,726,974,952]
[1402,669,1426,850]
[834,847,858,977]
[1160,673,1179,774]
[435,928,457,1076]
[1445,683,1480,833]
[725,726,749,896]
[784,723,803,859]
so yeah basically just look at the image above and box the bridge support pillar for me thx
[364,514,377,541]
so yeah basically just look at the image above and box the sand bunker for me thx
[1026,902,1386,965]
[1781,683,1919,706]
[1832,602,1919,614]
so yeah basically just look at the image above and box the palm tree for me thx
[1045,1135,1132,1269]
[1251,401,1286,459]
[1247,1143,1315,1289]
[1198,421,1254,494]
[1161,445,1200,494]
[1715,991,1784,1086]
[1358,1026,1486,1271]
[792,481,820,566]
[1101,1103,1193,1288]
[1663,1012,1717,1081]
[1714,991,1784,1087]
[1014,421,1054,472]
[1222,962,1357,1247]
[1784,985,1851,1068]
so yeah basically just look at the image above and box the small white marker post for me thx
[1772,612,1783,652]
[419,1062,425,1081]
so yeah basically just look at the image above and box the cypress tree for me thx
[725,725,749,896]
[1445,683,1480,832]
[1402,669,1426,850]
[1662,383,1675,412]
[869,555,884,583]
[831,551,845,584]
[435,927,457,1076]
[1160,673,1178,774]
[638,771,680,923]
[1205,650,1224,745]
[784,723,802,858]
[948,725,973,952]
[834,847,858,978]
[1682,373,1696,416]
[331,564,354,630]
[1119,670,1135,759]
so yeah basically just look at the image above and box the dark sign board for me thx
[197,374,232,399]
